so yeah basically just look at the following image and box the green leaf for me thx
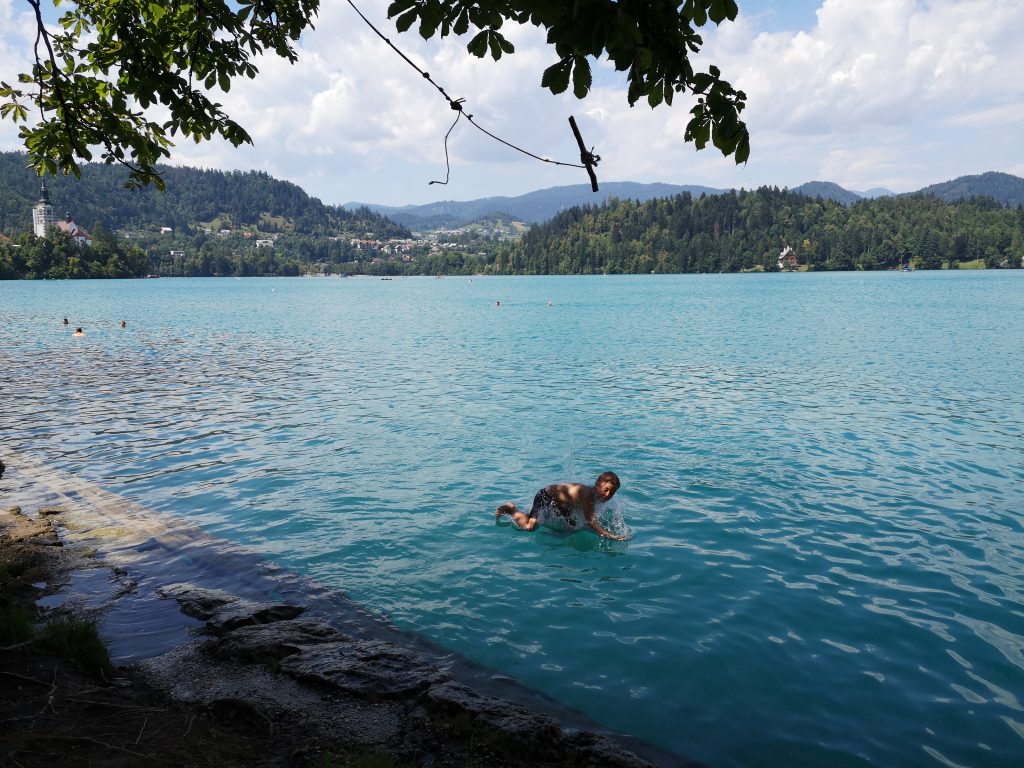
[419,16,439,40]
[572,57,592,98]
[395,10,418,34]
[488,32,502,60]
[467,31,488,58]
[147,3,167,23]
[734,134,750,164]
[541,59,572,95]
[691,73,714,93]
[708,0,728,24]
[647,85,663,108]
[387,0,416,17]
[685,0,708,26]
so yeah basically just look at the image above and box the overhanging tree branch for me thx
[0,1,748,189]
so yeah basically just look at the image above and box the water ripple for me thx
[3,273,1024,768]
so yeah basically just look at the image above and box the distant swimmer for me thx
[62,317,68,325]
[72,327,85,336]
[119,320,127,328]
[496,471,625,540]
[496,300,501,307]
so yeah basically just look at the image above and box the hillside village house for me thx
[778,246,799,270]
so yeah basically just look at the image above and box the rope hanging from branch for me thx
[344,0,600,191]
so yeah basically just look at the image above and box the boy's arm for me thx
[587,516,625,540]
[516,515,539,531]
[583,496,625,541]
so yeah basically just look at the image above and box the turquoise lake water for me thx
[2,272,1023,767]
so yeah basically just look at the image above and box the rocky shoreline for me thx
[1,457,697,767]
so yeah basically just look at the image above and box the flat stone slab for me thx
[280,638,450,698]
[157,582,305,632]
[210,616,349,663]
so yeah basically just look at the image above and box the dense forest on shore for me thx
[493,187,1024,274]
[0,152,408,239]
[1,147,1021,278]
[0,151,411,278]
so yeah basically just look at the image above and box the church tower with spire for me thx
[32,179,55,237]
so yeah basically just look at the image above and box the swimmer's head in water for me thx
[595,471,620,502]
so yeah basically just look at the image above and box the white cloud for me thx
[678,0,1024,193]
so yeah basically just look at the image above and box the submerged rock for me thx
[2,510,61,547]
[157,583,238,617]
[157,582,305,632]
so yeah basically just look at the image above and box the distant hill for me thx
[856,187,894,199]
[792,181,863,205]
[344,181,725,228]
[915,171,1024,207]
[351,172,1020,226]
[0,152,408,239]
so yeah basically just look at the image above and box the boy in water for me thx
[496,471,625,540]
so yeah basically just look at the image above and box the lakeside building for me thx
[31,179,92,245]
[778,246,799,270]
[32,180,56,237]
[55,213,93,246]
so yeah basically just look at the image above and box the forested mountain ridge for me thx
[916,172,1024,207]
[499,186,1024,274]
[344,182,725,228]
[349,172,1022,227]
[0,152,408,239]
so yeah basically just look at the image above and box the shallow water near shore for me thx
[2,272,1024,767]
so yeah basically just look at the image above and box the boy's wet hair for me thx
[597,471,620,489]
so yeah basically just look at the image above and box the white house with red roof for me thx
[55,213,93,246]
[778,246,799,270]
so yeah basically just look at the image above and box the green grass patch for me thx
[0,556,28,583]
[955,259,986,270]
[38,614,114,678]
[259,213,292,230]
[0,602,36,644]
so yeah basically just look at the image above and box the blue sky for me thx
[740,0,823,31]
[1,1,1022,207]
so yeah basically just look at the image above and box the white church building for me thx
[32,179,92,245]
[32,179,56,237]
